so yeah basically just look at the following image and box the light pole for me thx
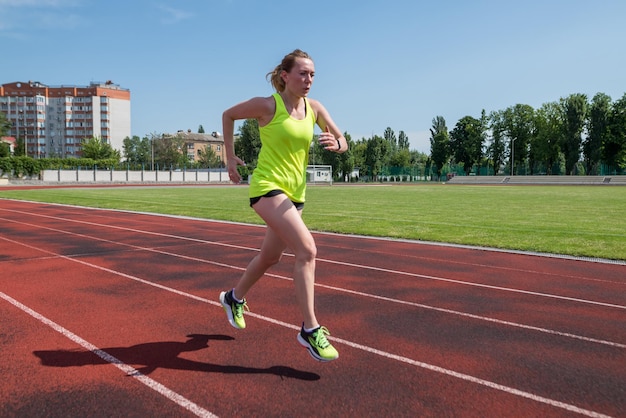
[151,138,154,171]
[511,137,516,176]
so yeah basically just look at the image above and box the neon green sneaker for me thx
[219,289,249,329]
[297,325,339,362]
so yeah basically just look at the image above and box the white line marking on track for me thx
[0,291,218,418]
[1,216,625,350]
[331,335,614,418]
[0,236,618,418]
[2,208,624,311]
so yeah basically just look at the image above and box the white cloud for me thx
[0,0,80,7]
[0,0,84,36]
[37,12,83,29]
[157,5,193,24]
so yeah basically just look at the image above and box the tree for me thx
[502,104,535,175]
[561,93,588,175]
[336,132,355,180]
[388,148,411,168]
[197,145,220,168]
[383,127,397,150]
[449,115,484,175]
[532,102,563,174]
[364,135,390,180]
[0,112,11,157]
[123,135,152,168]
[429,116,449,179]
[153,133,186,169]
[398,131,410,150]
[234,119,261,178]
[313,131,355,181]
[0,142,9,157]
[350,139,368,179]
[584,93,611,175]
[0,112,11,138]
[487,110,507,174]
[604,93,626,171]
[81,136,121,160]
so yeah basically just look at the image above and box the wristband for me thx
[336,138,341,151]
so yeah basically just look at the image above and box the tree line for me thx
[232,92,625,181]
[2,93,625,180]
[234,119,429,182]
[431,92,626,177]
[119,132,220,170]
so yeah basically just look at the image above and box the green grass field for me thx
[1,184,624,261]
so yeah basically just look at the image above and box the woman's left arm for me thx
[311,99,348,153]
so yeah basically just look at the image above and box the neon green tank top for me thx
[250,93,315,202]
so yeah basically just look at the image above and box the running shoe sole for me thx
[219,291,243,329]
[297,333,339,362]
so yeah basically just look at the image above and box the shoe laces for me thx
[312,326,331,349]
[233,300,249,318]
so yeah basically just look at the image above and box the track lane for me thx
[1,199,624,417]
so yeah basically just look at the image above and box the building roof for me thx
[167,130,224,143]
[1,80,130,100]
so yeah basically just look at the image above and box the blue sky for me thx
[1,0,625,153]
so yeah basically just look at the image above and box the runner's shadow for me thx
[33,334,320,381]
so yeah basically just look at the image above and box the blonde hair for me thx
[266,49,312,92]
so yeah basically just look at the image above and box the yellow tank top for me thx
[250,93,315,202]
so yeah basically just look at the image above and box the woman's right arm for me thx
[222,96,273,183]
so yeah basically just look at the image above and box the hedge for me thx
[0,157,119,178]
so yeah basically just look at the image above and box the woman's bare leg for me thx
[237,194,319,329]
[233,224,286,299]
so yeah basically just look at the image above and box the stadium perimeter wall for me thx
[446,175,626,185]
[4,170,625,186]
[40,169,229,184]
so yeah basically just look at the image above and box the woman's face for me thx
[282,57,315,97]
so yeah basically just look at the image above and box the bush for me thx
[0,156,121,178]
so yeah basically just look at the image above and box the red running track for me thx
[0,199,624,417]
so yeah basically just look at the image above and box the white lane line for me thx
[0,233,609,418]
[317,257,626,310]
[2,209,625,312]
[0,291,218,418]
[1,219,625,350]
[0,257,614,418]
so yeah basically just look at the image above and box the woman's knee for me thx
[295,240,317,263]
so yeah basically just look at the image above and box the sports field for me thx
[0,184,624,261]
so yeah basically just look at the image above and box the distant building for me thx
[165,129,226,165]
[0,80,130,158]
[1,136,16,154]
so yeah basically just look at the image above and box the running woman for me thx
[219,49,347,362]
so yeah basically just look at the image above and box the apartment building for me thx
[0,80,130,158]
[167,129,226,165]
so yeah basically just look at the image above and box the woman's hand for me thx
[319,126,341,152]
[227,156,246,184]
